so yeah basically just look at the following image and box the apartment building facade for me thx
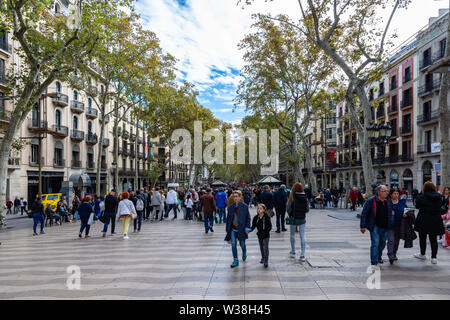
[0,0,164,204]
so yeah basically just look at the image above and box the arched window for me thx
[55,3,60,14]
[55,109,62,127]
[73,115,78,130]
[55,81,61,93]
[73,90,78,101]
[88,98,92,109]
[31,103,39,124]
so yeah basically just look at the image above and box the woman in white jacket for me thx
[116,192,136,239]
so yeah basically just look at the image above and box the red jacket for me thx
[350,190,359,201]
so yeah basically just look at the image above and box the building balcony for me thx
[420,57,433,70]
[86,161,95,170]
[417,110,439,126]
[432,50,446,64]
[387,105,398,115]
[123,148,130,156]
[71,159,82,169]
[400,126,412,136]
[102,138,110,147]
[351,160,362,167]
[70,129,85,141]
[418,79,441,97]
[129,150,136,158]
[87,85,98,96]
[376,109,385,119]
[53,158,65,168]
[0,41,12,54]
[29,156,45,167]
[130,133,136,141]
[85,132,98,145]
[70,100,85,113]
[122,131,130,139]
[417,144,434,155]
[86,108,98,119]
[138,152,144,159]
[400,99,413,110]
[50,93,69,107]
[99,114,110,123]
[51,124,68,138]
[28,119,49,131]
[8,157,20,168]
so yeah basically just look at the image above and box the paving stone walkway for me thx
[0,206,449,300]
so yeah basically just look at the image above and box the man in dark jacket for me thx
[273,185,288,233]
[360,185,390,266]
[260,185,274,216]
[225,191,251,268]
[132,190,146,232]
[102,189,118,237]
[199,188,217,234]
[31,197,45,236]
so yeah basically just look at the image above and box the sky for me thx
[135,0,449,125]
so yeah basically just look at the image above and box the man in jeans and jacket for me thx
[102,189,118,237]
[360,185,390,266]
[200,188,217,233]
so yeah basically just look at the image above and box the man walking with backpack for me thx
[274,185,288,233]
[133,190,146,232]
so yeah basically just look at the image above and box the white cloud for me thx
[136,0,449,122]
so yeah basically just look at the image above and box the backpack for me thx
[136,197,144,211]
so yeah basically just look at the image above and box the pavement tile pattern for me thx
[0,207,449,300]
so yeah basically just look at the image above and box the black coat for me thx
[414,192,445,236]
[251,214,272,239]
[400,210,417,248]
[287,192,309,225]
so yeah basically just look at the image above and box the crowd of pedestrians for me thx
[360,181,450,266]
[23,179,449,268]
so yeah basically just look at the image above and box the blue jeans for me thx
[164,203,178,219]
[134,211,143,231]
[186,207,192,219]
[204,213,214,231]
[102,212,116,233]
[217,207,226,223]
[230,229,246,260]
[290,223,306,257]
[80,220,90,235]
[74,209,79,220]
[370,225,388,264]
[32,213,45,234]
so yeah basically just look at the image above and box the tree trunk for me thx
[304,144,318,196]
[134,109,139,190]
[96,107,106,196]
[439,12,450,189]
[113,118,119,192]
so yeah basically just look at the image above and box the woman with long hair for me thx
[414,181,445,264]
[287,182,309,263]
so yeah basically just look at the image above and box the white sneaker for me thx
[289,252,295,258]
[414,253,426,260]
[123,235,129,240]
[299,256,306,263]
[431,258,437,264]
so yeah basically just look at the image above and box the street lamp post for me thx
[367,122,392,191]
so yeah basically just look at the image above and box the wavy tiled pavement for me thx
[1,207,449,300]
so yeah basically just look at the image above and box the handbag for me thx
[87,212,94,225]
[286,216,294,225]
